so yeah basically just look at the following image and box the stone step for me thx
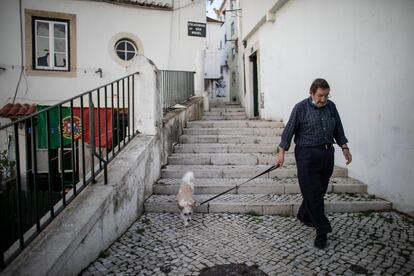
[167,153,294,165]
[154,177,367,195]
[183,128,284,136]
[201,115,247,120]
[161,165,347,179]
[210,107,244,112]
[178,135,280,144]
[204,111,246,116]
[210,102,241,107]
[173,143,281,154]
[144,193,391,215]
[187,120,284,129]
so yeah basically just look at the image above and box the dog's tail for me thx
[182,171,195,184]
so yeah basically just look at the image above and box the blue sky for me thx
[206,0,224,19]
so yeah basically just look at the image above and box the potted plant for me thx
[0,150,16,189]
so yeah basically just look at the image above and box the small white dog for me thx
[177,171,197,226]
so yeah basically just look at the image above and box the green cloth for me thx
[36,105,72,149]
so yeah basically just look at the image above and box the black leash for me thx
[199,164,279,206]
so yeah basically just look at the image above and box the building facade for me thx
[0,0,206,108]
[240,0,414,215]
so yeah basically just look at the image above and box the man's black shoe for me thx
[314,234,327,249]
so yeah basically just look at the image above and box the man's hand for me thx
[342,146,352,165]
[276,147,285,167]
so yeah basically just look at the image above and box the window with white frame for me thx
[231,21,235,36]
[33,17,69,71]
[115,39,137,61]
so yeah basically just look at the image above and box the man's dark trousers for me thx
[295,145,334,235]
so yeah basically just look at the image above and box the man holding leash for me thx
[275,78,352,249]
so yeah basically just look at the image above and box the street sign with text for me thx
[188,21,206,37]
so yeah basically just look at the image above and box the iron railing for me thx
[159,70,195,111]
[0,72,139,269]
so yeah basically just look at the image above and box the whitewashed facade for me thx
[205,17,229,103]
[0,0,206,107]
[240,0,414,215]
[216,0,240,103]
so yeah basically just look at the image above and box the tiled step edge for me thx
[154,178,367,195]
[144,194,391,215]
[160,165,347,178]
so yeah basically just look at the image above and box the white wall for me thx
[0,0,23,106]
[249,0,414,214]
[0,0,206,107]
[207,21,223,51]
[205,21,224,79]
[239,0,276,40]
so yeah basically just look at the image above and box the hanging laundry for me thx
[37,105,73,149]
[72,107,113,148]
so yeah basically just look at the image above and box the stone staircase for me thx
[145,103,391,215]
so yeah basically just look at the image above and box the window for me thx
[109,33,143,67]
[231,22,235,36]
[26,9,76,77]
[33,18,69,71]
[115,39,137,61]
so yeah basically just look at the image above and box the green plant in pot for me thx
[0,150,16,187]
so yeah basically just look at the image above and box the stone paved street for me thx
[83,211,414,275]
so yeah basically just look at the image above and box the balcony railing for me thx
[0,72,139,269]
[159,70,195,111]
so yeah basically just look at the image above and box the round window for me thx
[115,39,137,61]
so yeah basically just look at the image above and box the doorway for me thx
[250,53,259,117]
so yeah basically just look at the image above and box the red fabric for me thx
[72,108,113,148]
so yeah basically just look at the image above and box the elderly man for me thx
[276,78,352,249]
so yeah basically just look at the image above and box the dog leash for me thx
[199,164,280,206]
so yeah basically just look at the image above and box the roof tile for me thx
[0,103,37,119]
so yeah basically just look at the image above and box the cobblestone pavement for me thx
[83,211,414,276]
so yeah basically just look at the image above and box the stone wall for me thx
[160,96,204,166]
[2,97,203,276]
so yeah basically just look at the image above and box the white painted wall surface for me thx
[239,0,276,40]
[205,21,224,79]
[167,0,206,71]
[207,21,223,51]
[0,0,23,107]
[250,0,414,214]
[0,0,206,107]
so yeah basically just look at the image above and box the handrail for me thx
[0,72,140,130]
[0,72,139,269]
[158,70,195,111]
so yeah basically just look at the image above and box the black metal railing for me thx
[159,70,195,111]
[0,72,139,270]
